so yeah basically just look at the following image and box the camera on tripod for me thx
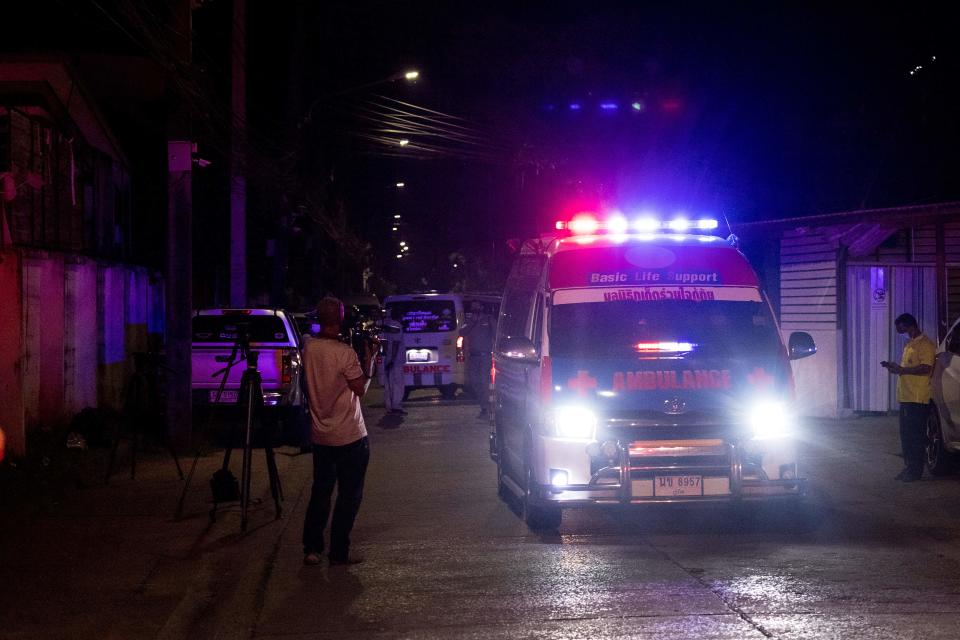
[229,321,252,354]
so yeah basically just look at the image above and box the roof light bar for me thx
[555,215,720,236]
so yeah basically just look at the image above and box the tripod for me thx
[174,330,283,532]
[212,350,284,531]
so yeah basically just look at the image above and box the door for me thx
[846,266,937,412]
[846,267,891,411]
[890,267,938,410]
[495,287,539,480]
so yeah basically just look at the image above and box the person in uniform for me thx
[881,312,937,482]
[464,302,495,418]
[381,315,406,415]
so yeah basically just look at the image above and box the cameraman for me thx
[301,297,378,566]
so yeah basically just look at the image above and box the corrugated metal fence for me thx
[0,249,163,457]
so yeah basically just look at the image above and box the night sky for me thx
[247,2,959,283]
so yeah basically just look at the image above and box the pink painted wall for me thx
[64,261,98,414]
[98,266,127,409]
[23,257,66,429]
[0,251,25,457]
[3,250,164,458]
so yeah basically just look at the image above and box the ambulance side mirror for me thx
[788,331,817,360]
[498,336,538,364]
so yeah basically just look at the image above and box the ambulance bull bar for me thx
[531,439,804,505]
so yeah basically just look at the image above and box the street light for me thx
[396,182,405,188]
[398,139,410,146]
[394,214,402,219]
[403,70,420,81]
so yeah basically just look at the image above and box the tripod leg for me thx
[169,441,185,480]
[265,447,283,519]
[130,419,139,480]
[240,374,256,533]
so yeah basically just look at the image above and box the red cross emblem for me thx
[567,370,598,397]
[746,367,775,389]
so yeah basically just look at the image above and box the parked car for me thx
[927,316,960,474]
[191,309,305,445]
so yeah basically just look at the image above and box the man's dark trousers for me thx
[302,437,370,560]
[899,403,929,477]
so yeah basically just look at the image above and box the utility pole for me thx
[279,0,307,306]
[230,0,247,307]
[166,0,194,450]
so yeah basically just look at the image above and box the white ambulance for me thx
[490,213,817,529]
[383,293,467,399]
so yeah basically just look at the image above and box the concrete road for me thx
[4,387,960,639]
[253,390,960,640]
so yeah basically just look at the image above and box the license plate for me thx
[654,475,703,497]
[209,390,239,404]
[407,349,431,363]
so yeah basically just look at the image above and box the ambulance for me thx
[490,213,817,529]
[383,293,467,399]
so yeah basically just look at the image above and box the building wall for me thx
[64,261,98,414]
[0,250,24,457]
[1,68,156,459]
[778,231,840,418]
[0,107,130,260]
[776,221,960,419]
[22,255,66,430]
[2,249,163,458]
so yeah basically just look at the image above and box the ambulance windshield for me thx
[386,300,458,333]
[550,299,781,359]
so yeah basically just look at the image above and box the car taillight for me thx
[540,355,552,405]
[456,335,465,363]
[282,353,292,384]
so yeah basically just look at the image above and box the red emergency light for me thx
[634,341,696,353]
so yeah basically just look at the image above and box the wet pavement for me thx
[3,387,960,639]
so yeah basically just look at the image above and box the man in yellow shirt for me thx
[881,313,937,482]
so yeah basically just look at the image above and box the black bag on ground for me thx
[210,468,240,503]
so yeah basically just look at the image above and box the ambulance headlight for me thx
[552,406,597,441]
[747,400,793,440]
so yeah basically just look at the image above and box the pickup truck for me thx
[191,309,305,444]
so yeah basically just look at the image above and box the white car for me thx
[927,317,960,474]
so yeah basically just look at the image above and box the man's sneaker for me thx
[329,554,364,566]
[303,552,323,566]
